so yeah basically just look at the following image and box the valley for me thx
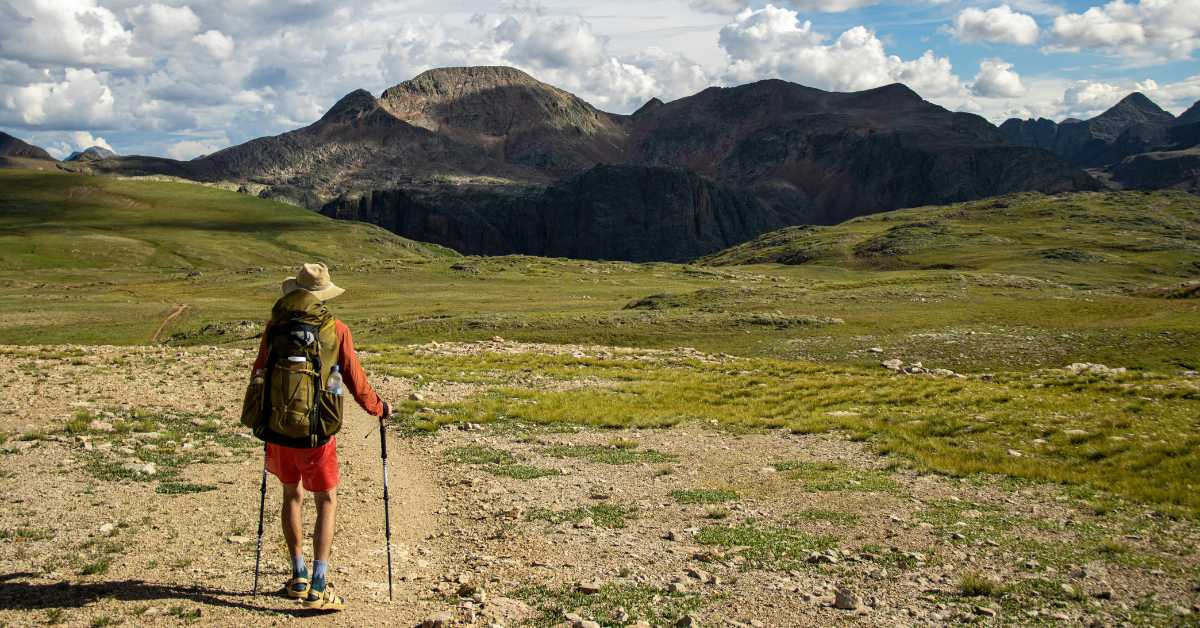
[0,167,1198,625]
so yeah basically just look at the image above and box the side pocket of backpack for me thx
[269,363,316,438]
[240,379,264,430]
[318,391,343,437]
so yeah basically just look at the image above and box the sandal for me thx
[285,576,310,599]
[302,583,347,611]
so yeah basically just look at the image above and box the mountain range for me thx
[1001,94,1200,192]
[9,66,1199,261]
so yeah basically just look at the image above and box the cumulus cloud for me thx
[166,138,225,160]
[127,3,202,45]
[1049,0,1200,63]
[0,68,114,129]
[691,0,880,13]
[0,0,140,69]
[971,59,1026,97]
[720,6,963,97]
[192,30,235,60]
[951,5,1040,45]
[1060,80,1127,117]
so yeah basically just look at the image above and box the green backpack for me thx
[241,290,344,448]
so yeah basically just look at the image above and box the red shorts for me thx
[266,438,339,492]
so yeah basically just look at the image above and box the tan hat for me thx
[281,262,345,301]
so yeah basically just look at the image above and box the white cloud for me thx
[0,68,115,129]
[70,130,114,152]
[720,6,963,97]
[1049,0,1200,63]
[0,0,140,69]
[128,3,202,44]
[193,30,235,60]
[971,59,1026,97]
[167,138,225,160]
[1061,80,1126,117]
[951,5,1040,45]
[691,0,880,13]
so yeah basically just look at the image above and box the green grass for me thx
[443,445,561,479]
[3,171,1198,376]
[0,527,54,541]
[542,444,677,465]
[788,509,863,525]
[771,461,898,492]
[672,489,739,504]
[155,482,217,495]
[374,348,1200,516]
[514,583,702,627]
[959,572,1003,597]
[695,523,836,570]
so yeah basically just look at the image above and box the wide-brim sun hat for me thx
[281,262,345,301]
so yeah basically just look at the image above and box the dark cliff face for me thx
[321,164,782,262]
[90,67,1103,262]
[0,132,54,161]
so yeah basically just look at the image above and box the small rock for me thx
[420,612,454,628]
[675,614,700,627]
[574,517,595,530]
[868,347,883,353]
[88,420,114,432]
[576,582,602,594]
[1007,449,1023,457]
[98,523,115,535]
[881,359,904,372]
[668,582,688,594]
[573,621,600,628]
[975,606,997,618]
[227,535,251,544]
[834,587,860,611]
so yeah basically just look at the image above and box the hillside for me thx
[78,66,1097,262]
[0,170,451,271]
[703,190,1200,286]
[0,131,54,161]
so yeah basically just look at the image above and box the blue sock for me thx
[291,555,306,579]
[312,559,328,591]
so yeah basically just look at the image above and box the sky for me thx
[1,0,1197,159]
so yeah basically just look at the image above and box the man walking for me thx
[249,262,391,611]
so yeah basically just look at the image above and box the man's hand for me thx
[380,401,392,419]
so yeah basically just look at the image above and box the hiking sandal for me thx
[285,576,310,599]
[302,583,346,611]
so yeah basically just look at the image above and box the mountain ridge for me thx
[78,65,1100,261]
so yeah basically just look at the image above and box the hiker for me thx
[243,262,392,611]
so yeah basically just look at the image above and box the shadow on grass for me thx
[0,573,335,617]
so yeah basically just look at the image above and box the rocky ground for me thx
[1,343,1198,627]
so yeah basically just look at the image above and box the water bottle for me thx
[327,365,344,395]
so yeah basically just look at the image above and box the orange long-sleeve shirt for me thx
[252,319,385,418]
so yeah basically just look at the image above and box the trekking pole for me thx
[252,444,268,596]
[379,413,394,601]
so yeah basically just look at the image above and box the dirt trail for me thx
[1,344,1198,627]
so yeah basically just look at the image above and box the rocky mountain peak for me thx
[318,88,380,124]
[65,146,116,162]
[1096,92,1174,125]
[633,97,664,116]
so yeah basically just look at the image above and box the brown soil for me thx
[0,344,1197,627]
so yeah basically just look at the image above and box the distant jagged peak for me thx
[318,88,381,124]
[1096,92,1173,123]
[1175,100,1200,126]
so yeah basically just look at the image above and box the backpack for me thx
[241,290,344,448]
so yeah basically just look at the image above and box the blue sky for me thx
[1,0,1196,159]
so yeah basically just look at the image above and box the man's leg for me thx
[311,488,337,591]
[281,482,308,588]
